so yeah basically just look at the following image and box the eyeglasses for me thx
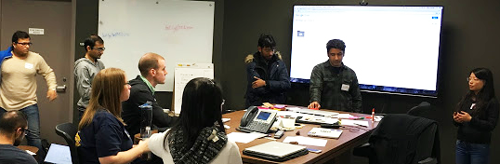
[21,128,29,136]
[94,47,105,51]
[466,77,481,82]
[16,42,32,46]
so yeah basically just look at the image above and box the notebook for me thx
[44,143,72,164]
[307,127,343,139]
[243,141,308,162]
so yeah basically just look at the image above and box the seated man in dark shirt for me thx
[0,111,37,164]
[122,52,177,135]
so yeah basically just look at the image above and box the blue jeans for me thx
[0,104,42,151]
[456,140,490,164]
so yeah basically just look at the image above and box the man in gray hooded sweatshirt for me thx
[74,35,105,120]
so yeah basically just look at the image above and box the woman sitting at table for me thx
[76,68,147,164]
[147,77,242,164]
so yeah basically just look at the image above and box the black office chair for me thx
[55,122,79,164]
[353,114,440,164]
[407,102,432,117]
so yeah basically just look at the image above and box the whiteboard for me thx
[174,63,214,115]
[98,0,215,91]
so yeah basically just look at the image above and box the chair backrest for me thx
[369,114,439,164]
[407,102,432,117]
[55,122,79,164]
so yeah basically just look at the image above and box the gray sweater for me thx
[74,58,105,109]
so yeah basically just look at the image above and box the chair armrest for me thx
[418,157,437,164]
[353,143,372,158]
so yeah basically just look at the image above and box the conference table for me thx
[223,106,379,164]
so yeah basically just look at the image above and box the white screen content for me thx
[290,6,443,96]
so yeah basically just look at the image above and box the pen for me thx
[353,123,368,128]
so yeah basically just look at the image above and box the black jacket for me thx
[369,114,440,164]
[245,52,290,108]
[122,75,177,135]
[453,96,499,144]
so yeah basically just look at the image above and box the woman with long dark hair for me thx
[147,77,242,164]
[453,68,499,164]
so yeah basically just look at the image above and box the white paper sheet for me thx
[337,114,354,119]
[227,132,267,143]
[283,136,328,147]
[341,119,369,127]
[44,143,72,164]
[25,150,36,156]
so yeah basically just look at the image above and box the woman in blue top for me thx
[453,68,499,164]
[76,68,148,164]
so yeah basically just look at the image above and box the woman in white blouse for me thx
[146,77,242,164]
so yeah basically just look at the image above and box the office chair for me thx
[407,102,432,117]
[353,114,440,164]
[55,122,79,164]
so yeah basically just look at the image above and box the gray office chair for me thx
[55,122,79,164]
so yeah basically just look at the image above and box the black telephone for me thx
[238,106,277,133]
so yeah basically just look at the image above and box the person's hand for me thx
[135,139,150,156]
[453,112,462,123]
[252,76,266,89]
[47,89,58,101]
[455,111,472,123]
[308,101,321,109]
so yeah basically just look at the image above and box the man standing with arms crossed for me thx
[0,31,58,152]
[74,35,105,119]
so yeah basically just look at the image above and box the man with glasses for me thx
[308,39,362,112]
[0,111,37,164]
[245,34,290,108]
[74,34,105,119]
[0,31,58,153]
[122,52,177,136]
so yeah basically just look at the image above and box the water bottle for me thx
[139,101,153,160]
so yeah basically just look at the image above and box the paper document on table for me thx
[44,143,72,164]
[25,150,36,156]
[283,136,327,147]
[341,120,369,127]
[276,111,302,118]
[337,114,354,118]
[227,132,267,143]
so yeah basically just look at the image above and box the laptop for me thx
[243,141,308,162]
[307,127,343,139]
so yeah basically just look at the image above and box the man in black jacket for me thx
[244,34,290,108]
[122,53,177,135]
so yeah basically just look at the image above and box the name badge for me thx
[25,63,34,69]
[341,84,350,91]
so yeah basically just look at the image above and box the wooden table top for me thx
[223,107,379,164]
[17,145,38,155]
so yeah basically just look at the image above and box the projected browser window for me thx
[290,6,443,97]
